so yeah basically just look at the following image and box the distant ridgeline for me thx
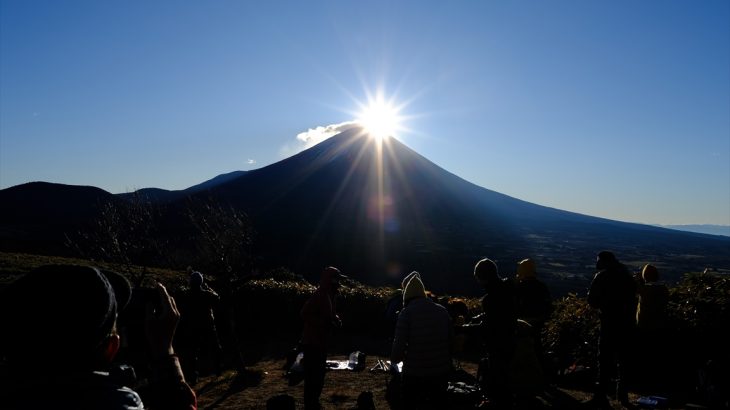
[1,128,729,295]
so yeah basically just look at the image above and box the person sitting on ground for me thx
[391,272,453,410]
[0,264,196,410]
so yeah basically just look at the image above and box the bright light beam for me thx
[356,94,404,141]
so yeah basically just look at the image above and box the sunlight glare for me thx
[357,96,403,140]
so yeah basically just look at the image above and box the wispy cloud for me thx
[280,121,358,157]
[247,159,256,165]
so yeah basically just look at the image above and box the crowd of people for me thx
[298,252,669,410]
[0,250,672,409]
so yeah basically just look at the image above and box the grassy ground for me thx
[191,356,646,410]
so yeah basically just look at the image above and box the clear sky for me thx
[1,1,728,226]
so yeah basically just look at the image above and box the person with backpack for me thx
[0,264,196,409]
[586,251,637,408]
[390,272,453,410]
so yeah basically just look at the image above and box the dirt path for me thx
[192,356,630,410]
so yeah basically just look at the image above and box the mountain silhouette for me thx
[0,182,123,255]
[1,127,728,294]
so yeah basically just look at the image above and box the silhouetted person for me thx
[473,258,517,409]
[635,264,669,332]
[384,288,403,345]
[300,266,344,410]
[514,258,552,371]
[586,251,637,408]
[179,271,222,384]
[391,272,453,410]
[0,265,196,409]
[635,263,670,389]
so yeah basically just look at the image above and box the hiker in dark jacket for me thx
[300,266,344,410]
[391,272,453,410]
[635,264,669,331]
[514,258,552,371]
[586,251,637,408]
[473,258,517,409]
[178,271,222,384]
[635,263,670,389]
[0,264,196,410]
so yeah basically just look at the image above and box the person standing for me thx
[300,266,344,410]
[473,258,517,409]
[514,258,552,365]
[635,263,670,389]
[586,251,637,407]
[390,272,453,410]
[179,271,222,384]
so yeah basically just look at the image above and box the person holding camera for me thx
[0,264,196,410]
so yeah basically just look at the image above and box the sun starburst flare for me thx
[356,95,404,141]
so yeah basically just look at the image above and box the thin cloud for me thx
[280,121,358,157]
[247,159,256,165]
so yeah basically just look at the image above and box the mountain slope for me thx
[177,127,730,293]
[1,129,728,294]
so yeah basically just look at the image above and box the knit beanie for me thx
[516,258,537,280]
[401,270,421,289]
[190,271,204,288]
[642,264,659,282]
[403,273,426,303]
[0,265,131,369]
[474,258,498,286]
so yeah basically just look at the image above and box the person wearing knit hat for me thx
[471,257,517,408]
[473,257,499,286]
[516,258,537,281]
[586,251,636,407]
[635,263,669,390]
[0,264,196,409]
[514,259,551,325]
[402,271,426,305]
[641,264,659,283]
[391,272,452,410]
[189,270,204,288]
[636,263,668,330]
[514,258,552,388]
[401,270,421,290]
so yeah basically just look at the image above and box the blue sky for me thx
[1,1,728,226]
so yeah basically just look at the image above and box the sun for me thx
[356,96,403,140]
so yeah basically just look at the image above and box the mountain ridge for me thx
[1,128,728,294]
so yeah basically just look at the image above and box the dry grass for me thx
[191,356,655,410]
